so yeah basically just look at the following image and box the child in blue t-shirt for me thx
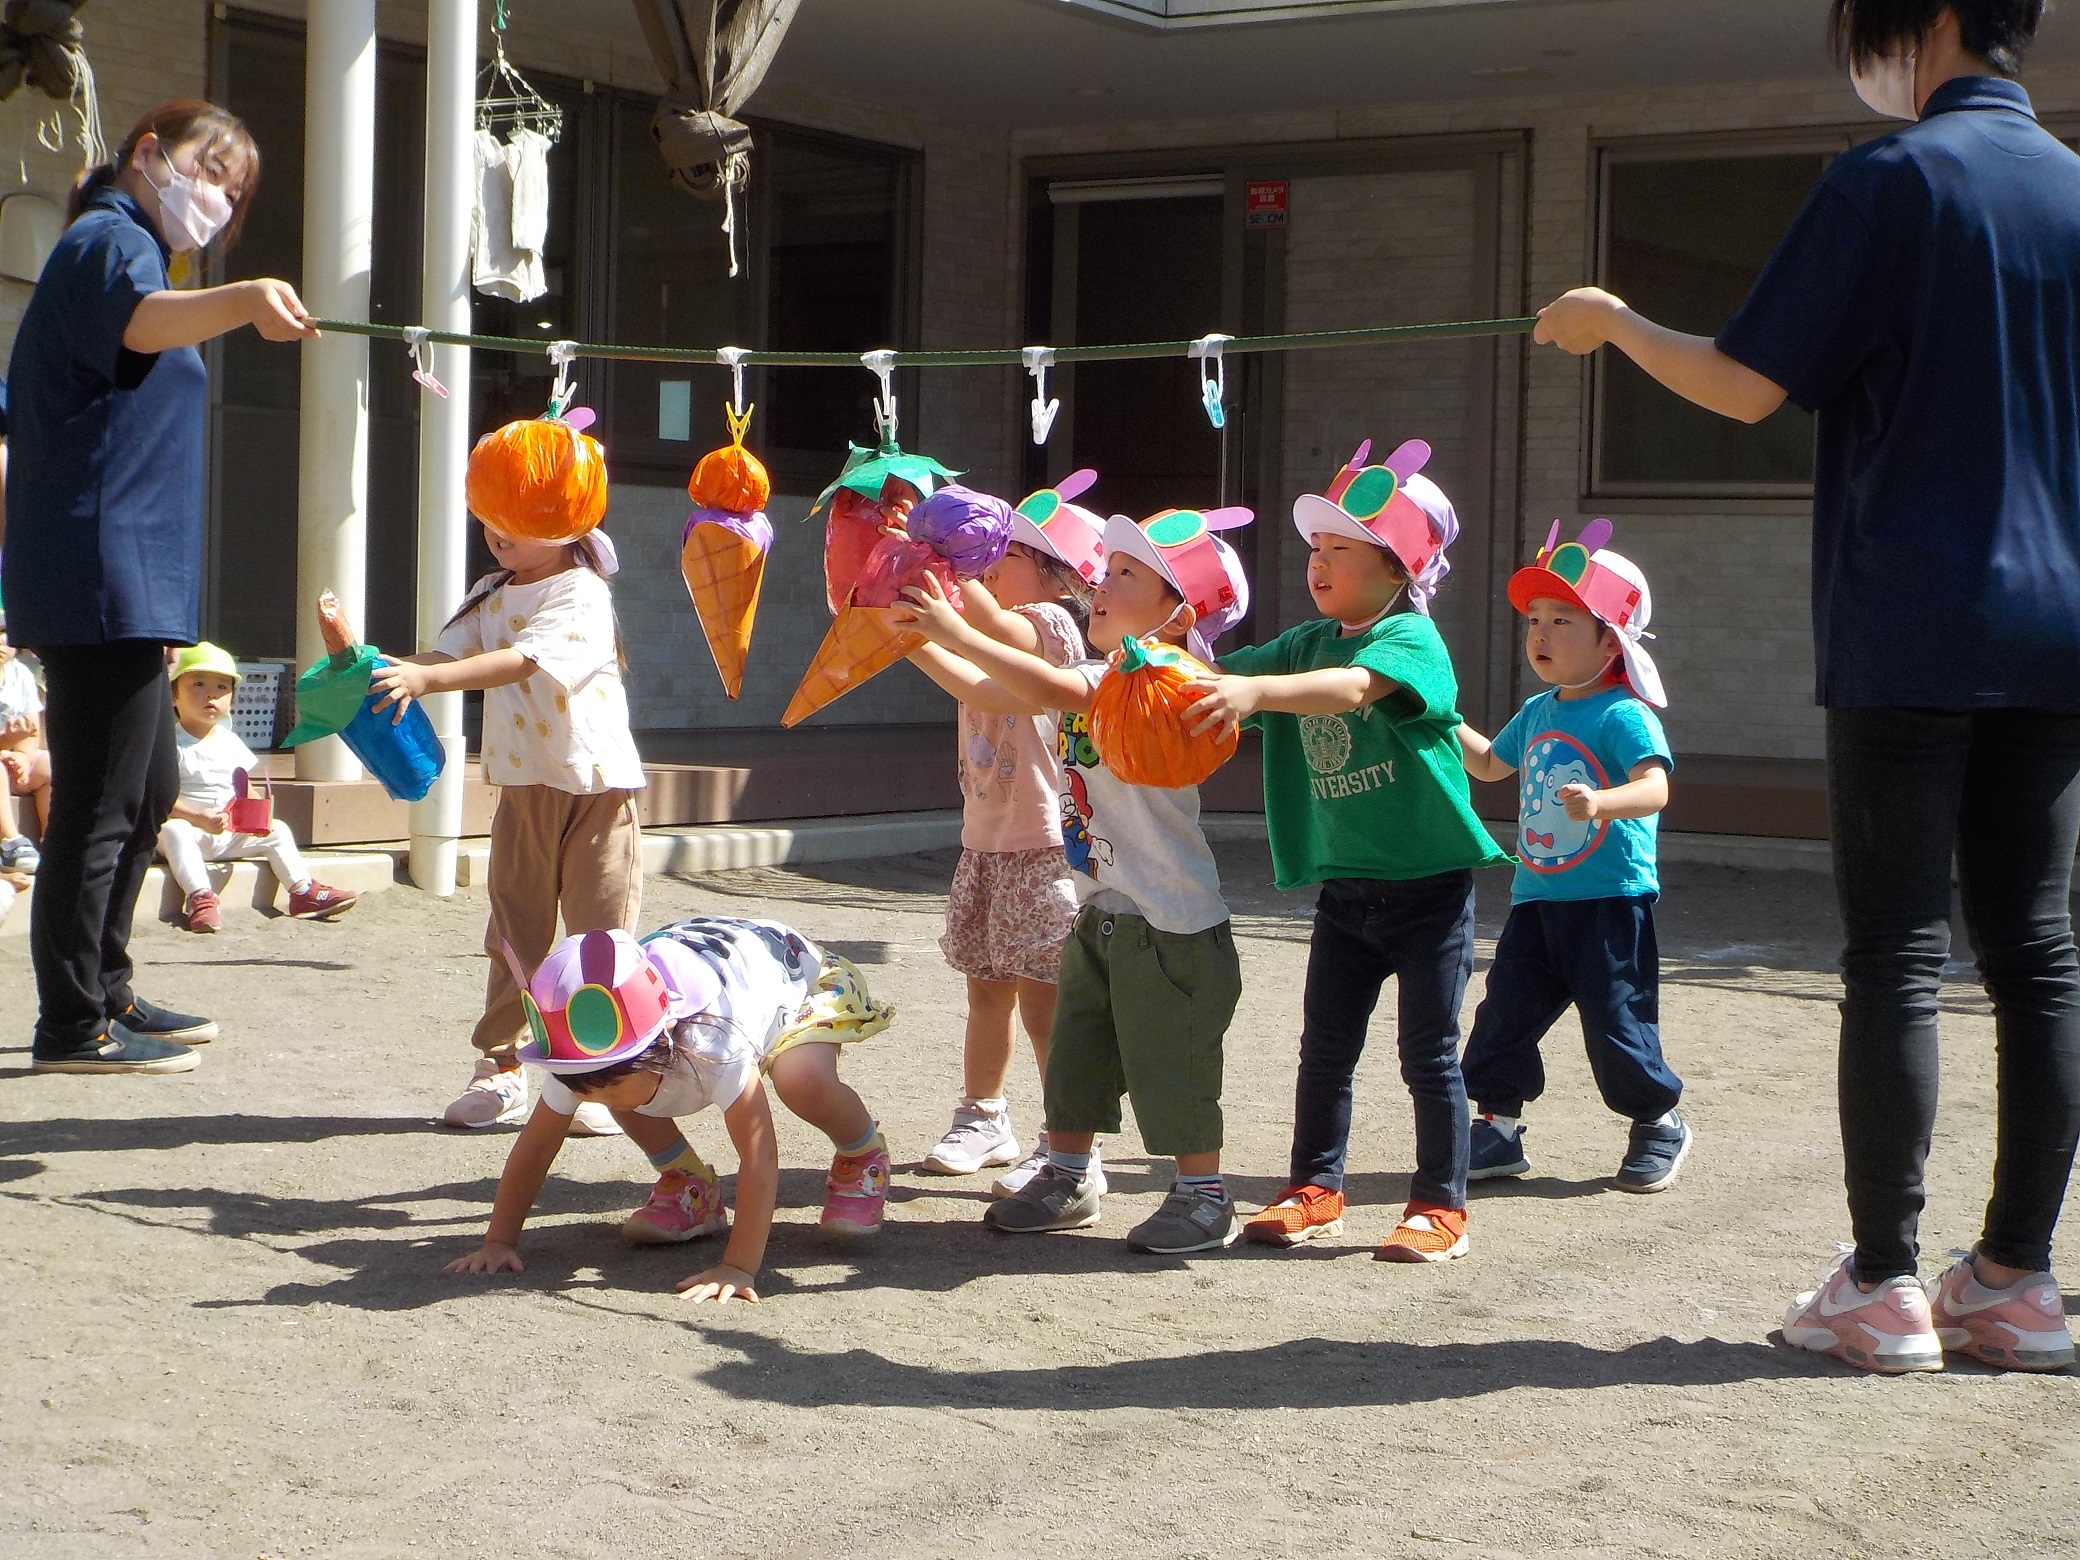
[1456,523,1690,1193]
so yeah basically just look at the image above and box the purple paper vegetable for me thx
[905,483,1014,579]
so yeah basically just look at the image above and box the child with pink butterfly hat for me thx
[1455,519,1688,1197]
[444,916,893,1303]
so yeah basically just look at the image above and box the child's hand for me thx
[1556,782,1604,822]
[0,752,25,788]
[1181,674,1260,740]
[2,714,33,739]
[444,1241,525,1275]
[368,658,432,724]
[889,572,966,643]
[675,1263,760,1305]
[200,809,231,835]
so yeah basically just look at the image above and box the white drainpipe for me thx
[409,0,478,896]
[293,0,376,783]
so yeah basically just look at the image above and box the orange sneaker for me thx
[1242,1183,1346,1247]
[1375,1200,1469,1264]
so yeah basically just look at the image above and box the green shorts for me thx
[1042,905,1241,1157]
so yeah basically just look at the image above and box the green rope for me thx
[313,314,1541,369]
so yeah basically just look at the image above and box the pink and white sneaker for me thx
[621,1169,729,1245]
[1783,1253,1944,1374]
[1925,1255,2075,1372]
[821,1134,890,1236]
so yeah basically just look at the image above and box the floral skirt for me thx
[939,846,1078,984]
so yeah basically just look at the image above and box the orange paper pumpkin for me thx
[1087,634,1237,789]
[465,417,609,543]
[686,405,771,514]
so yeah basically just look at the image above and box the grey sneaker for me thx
[922,1099,1020,1175]
[1126,1185,1239,1255]
[991,1134,1110,1199]
[982,1163,1101,1234]
[1615,1111,1693,1193]
[0,835,37,874]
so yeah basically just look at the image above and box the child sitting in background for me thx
[159,642,359,933]
[446,916,895,1299]
[1455,523,1688,1193]
[0,601,43,872]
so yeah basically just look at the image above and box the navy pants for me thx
[1290,872,1475,1209]
[1462,896,1681,1124]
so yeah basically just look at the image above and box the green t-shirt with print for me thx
[1221,611,1511,890]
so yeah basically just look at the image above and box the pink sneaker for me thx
[821,1134,889,1236]
[1925,1256,2075,1372]
[1783,1253,1944,1374]
[621,1169,729,1245]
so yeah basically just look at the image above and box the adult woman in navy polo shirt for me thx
[1,100,314,1076]
[1536,0,2080,1373]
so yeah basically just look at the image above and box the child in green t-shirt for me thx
[1185,439,1508,1262]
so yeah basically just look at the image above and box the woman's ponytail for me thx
[66,160,119,222]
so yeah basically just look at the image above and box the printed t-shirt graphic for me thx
[1490,686,1672,904]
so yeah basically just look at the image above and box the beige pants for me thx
[472,784,643,1059]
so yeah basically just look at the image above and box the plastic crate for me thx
[231,662,284,749]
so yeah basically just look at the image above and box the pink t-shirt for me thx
[958,602,1085,853]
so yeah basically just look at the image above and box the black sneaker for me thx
[1615,1111,1692,1193]
[118,996,219,1046]
[1125,1185,1239,1254]
[982,1164,1101,1234]
[1469,1116,1530,1181]
[33,1021,200,1075]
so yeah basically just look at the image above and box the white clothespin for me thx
[403,326,448,398]
[1022,345,1060,446]
[1190,334,1233,430]
[716,346,750,420]
[547,339,578,418]
[863,349,899,444]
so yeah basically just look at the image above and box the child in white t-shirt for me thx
[445,916,895,1299]
[0,605,43,873]
[157,643,359,933]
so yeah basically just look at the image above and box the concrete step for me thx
[0,850,400,940]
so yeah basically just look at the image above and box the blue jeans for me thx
[1829,708,2080,1280]
[1461,896,1681,1123]
[1290,872,1475,1208]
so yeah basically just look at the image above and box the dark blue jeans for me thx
[1290,872,1475,1208]
[1830,708,2080,1281]
[1461,896,1681,1123]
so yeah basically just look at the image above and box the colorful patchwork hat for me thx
[507,928,718,1074]
[1508,519,1666,707]
[1011,469,1108,583]
[1101,505,1253,664]
[1292,438,1460,614]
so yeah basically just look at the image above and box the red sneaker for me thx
[287,881,358,920]
[1242,1183,1346,1247]
[181,889,222,934]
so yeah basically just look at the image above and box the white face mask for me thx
[143,145,234,252]
[1851,50,1920,121]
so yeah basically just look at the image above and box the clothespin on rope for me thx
[1190,333,1233,430]
[546,339,578,419]
[716,345,751,424]
[403,326,448,398]
[863,349,899,448]
[1022,345,1059,446]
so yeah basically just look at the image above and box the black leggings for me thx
[28,640,178,1054]
[1829,708,2080,1280]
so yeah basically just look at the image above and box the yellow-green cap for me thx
[168,642,241,685]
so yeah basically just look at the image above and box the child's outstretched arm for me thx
[1456,723,1517,783]
[954,575,1043,656]
[1558,758,1670,823]
[445,1101,570,1275]
[1182,667,1397,741]
[905,642,1044,717]
[677,1079,779,1305]
[889,573,1096,715]
[370,648,536,723]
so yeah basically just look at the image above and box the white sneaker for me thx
[568,1101,625,1137]
[921,1099,1020,1175]
[442,1058,530,1129]
[990,1133,1108,1200]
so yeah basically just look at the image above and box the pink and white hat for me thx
[1291,439,1458,614]
[1508,519,1666,707]
[1011,469,1107,583]
[1101,506,1253,665]
[508,927,720,1074]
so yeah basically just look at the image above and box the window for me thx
[1593,147,1831,496]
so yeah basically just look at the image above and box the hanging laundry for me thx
[471,127,546,303]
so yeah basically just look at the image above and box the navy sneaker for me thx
[1468,1116,1530,1181]
[33,1021,200,1075]
[1615,1111,1692,1193]
[117,996,219,1046]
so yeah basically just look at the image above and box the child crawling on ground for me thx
[446,916,894,1302]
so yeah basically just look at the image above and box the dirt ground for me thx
[3,841,2077,1558]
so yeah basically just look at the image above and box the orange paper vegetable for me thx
[687,405,771,514]
[465,416,609,543]
[1087,634,1237,789]
[781,606,923,729]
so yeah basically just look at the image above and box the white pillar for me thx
[293,0,377,783]
[408,0,477,895]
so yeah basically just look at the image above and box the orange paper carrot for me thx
[680,520,768,700]
[780,605,923,728]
